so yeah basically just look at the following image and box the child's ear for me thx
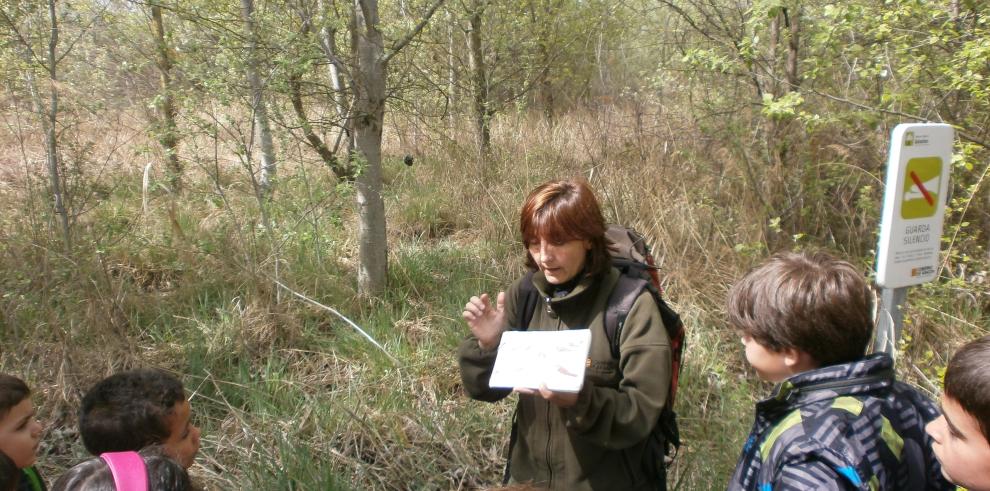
[782,348,817,373]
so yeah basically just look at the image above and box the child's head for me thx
[79,369,200,468]
[51,446,193,491]
[0,374,43,470]
[926,335,990,491]
[727,251,874,381]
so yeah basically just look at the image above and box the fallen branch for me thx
[274,280,400,365]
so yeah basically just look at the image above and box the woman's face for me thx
[528,237,591,284]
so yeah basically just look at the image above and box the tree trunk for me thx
[150,4,182,191]
[768,11,780,97]
[468,0,490,154]
[353,0,388,296]
[240,0,277,195]
[531,0,559,122]
[446,8,457,118]
[785,7,800,91]
[40,0,70,253]
[317,0,349,124]
[290,4,351,180]
[318,0,355,173]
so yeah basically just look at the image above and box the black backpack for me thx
[509,224,684,488]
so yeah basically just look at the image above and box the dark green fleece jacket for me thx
[458,267,672,491]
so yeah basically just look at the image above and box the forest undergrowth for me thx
[1,104,988,490]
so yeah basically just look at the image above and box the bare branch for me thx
[0,7,43,67]
[382,0,446,65]
[274,279,400,366]
[804,86,988,149]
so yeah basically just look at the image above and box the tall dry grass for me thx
[0,97,987,489]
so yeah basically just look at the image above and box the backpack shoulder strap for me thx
[516,270,539,332]
[604,275,649,360]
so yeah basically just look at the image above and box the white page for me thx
[489,329,592,393]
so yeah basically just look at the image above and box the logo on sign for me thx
[905,131,915,146]
[901,157,942,219]
[911,266,935,277]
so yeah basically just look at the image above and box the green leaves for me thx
[761,91,804,120]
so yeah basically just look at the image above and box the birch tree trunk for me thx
[240,0,277,195]
[352,0,389,296]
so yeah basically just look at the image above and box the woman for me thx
[458,178,672,490]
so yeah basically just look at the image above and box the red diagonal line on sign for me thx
[910,170,935,206]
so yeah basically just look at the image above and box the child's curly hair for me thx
[79,369,186,455]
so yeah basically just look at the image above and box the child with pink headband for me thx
[51,446,192,491]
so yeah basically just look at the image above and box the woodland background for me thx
[0,0,988,489]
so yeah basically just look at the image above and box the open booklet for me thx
[488,329,592,393]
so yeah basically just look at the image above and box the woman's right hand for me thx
[462,292,507,350]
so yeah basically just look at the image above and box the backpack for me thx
[510,224,685,488]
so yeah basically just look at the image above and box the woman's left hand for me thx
[515,385,579,408]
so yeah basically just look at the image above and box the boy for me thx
[726,251,953,490]
[78,369,200,469]
[0,374,46,491]
[926,335,990,491]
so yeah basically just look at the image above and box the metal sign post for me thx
[875,287,907,354]
[874,123,954,353]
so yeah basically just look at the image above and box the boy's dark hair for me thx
[945,335,990,444]
[79,369,186,455]
[50,446,193,491]
[0,374,30,419]
[0,452,19,491]
[727,251,874,367]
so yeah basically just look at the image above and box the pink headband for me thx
[99,451,148,491]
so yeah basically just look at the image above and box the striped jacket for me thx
[728,353,954,491]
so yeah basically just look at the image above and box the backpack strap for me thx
[604,275,649,360]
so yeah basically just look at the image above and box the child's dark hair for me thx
[945,335,990,444]
[727,251,874,366]
[50,446,194,491]
[0,452,18,491]
[0,374,30,419]
[79,369,186,455]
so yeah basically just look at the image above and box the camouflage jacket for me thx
[727,353,954,491]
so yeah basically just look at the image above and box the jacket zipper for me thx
[545,310,560,488]
[777,370,894,403]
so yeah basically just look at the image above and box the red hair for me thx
[519,178,610,276]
